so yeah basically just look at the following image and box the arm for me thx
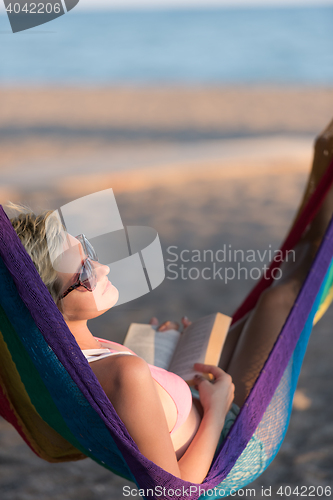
[177,364,235,483]
[90,356,234,483]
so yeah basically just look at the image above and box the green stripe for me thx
[0,303,86,452]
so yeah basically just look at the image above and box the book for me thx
[123,312,232,385]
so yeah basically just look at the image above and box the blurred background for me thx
[0,1,333,498]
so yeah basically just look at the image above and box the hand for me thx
[193,363,235,419]
[149,316,192,332]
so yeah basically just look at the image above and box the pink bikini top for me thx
[82,338,193,434]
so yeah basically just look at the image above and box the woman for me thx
[8,119,333,484]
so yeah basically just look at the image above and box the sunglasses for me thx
[61,234,99,299]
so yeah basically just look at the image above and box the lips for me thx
[103,280,112,295]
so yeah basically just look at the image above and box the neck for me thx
[65,319,102,350]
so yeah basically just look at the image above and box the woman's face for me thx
[56,234,119,322]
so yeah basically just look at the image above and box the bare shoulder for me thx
[89,354,151,399]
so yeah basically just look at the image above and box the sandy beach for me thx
[0,86,332,499]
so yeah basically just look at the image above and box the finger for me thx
[158,321,180,332]
[193,374,210,390]
[193,363,226,380]
[149,317,159,326]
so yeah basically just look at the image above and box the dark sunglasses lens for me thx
[76,234,98,262]
[85,239,98,261]
[80,260,97,291]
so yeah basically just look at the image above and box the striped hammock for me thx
[0,158,333,499]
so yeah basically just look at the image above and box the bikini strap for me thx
[82,349,135,363]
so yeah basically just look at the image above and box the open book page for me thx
[154,330,180,368]
[168,313,232,383]
[167,314,215,381]
[123,323,180,369]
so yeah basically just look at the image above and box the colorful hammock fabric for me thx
[0,159,333,499]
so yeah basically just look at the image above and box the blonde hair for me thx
[7,202,65,310]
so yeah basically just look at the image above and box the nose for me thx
[93,261,110,279]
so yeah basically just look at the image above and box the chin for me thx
[109,285,119,307]
[95,284,119,313]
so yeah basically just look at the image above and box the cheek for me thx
[62,286,119,319]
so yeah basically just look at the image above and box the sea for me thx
[0,6,333,85]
